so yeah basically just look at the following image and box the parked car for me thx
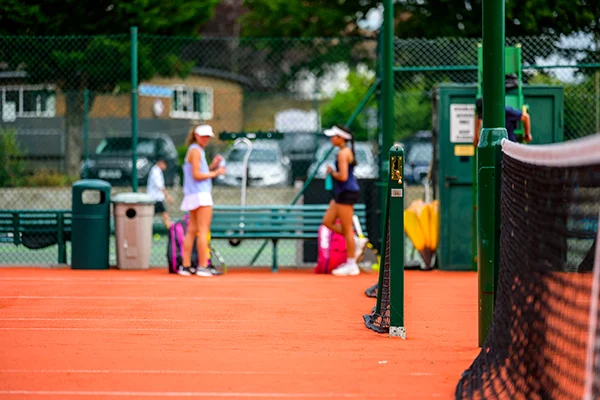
[81,133,180,187]
[306,142,379,180]
[215,141,293,187]
[403,131,433,185]
[279,132,319,181]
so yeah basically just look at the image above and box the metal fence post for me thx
[83,88,89,179]
[131,26,139,192]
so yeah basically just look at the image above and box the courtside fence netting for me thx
[1,33,599,265]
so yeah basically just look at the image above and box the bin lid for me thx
[72,179,112,190]
[112,192,156,204]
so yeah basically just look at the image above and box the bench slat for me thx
[212,205,366,213]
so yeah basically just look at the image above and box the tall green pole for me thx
[380,0,395,252]
[371,0,395,322]
[382,0,395,158]
[478,0,508,347]
[83,88,89,179]
[131,26,139,192]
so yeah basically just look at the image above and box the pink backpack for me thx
[167,214,213,274]
[314,223,347,274]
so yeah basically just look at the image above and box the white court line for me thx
[0,390,397,398]
[0,327,321,333]
[0,277,317,283]
[0,296,339,301]
[0,369,435,377]
[0,318,363,325]
[0,318,242,323]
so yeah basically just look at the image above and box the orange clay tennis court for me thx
[0,268,478,399]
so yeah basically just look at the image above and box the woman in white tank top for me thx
[178,124,226,277]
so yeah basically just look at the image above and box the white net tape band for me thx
[501,133,600,167]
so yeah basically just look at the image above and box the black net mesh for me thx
[456,149,600,399]
[364,224,391,334]
[365,283,378,298]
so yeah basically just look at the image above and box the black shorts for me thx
[334,191,360,205]
[154,201,167,215]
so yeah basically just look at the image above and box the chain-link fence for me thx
[1,32,599,266]
[394,35,600,141]
[0,34,381,267]
[394,35,600,220]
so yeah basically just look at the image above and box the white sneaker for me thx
[177,266,193,276]
[195,267,214,277]
[355,237,368,259]
[332,262,360,276]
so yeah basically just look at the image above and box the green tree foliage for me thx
[320,71,376,141]
[0,0,219,36]
[239,1,379,92]
[393,78,432,141]
[321,71,431,142]
[241,0,600,40]
[0,0,220,176]
[241,0,379,38]
[0,129,26,187]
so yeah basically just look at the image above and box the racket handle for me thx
[352,215,364,238]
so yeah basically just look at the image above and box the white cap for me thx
[324,126,352,140]
[194,124,214,137]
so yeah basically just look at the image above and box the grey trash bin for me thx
[112,192,155,270]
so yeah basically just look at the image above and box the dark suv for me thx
[403,131,433,185]
[82,133,180,187]
[279,132,319,181]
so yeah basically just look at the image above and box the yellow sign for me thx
[454,145,475,157]
[391,155,403,184]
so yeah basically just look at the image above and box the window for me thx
[170,86,213,120]
[1,85,56,121]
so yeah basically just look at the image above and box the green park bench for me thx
[0,210,72,264]
[1,204,368,271]
[153,203,368,272]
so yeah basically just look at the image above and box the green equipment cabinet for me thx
[432,84,564,271]
[71,179,111,270]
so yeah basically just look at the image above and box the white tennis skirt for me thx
[180,192,213,211]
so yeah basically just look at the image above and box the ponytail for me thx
[185,124,203,147]
[335,124,357,166]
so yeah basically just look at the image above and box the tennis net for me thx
[456,134,600,399]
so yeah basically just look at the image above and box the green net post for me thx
[388,145,405,338]
[477,130,505,347]
[478,0,507,347]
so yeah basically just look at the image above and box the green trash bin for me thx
[71,179,111,270]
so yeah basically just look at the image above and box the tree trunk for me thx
[64,91,95,178]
